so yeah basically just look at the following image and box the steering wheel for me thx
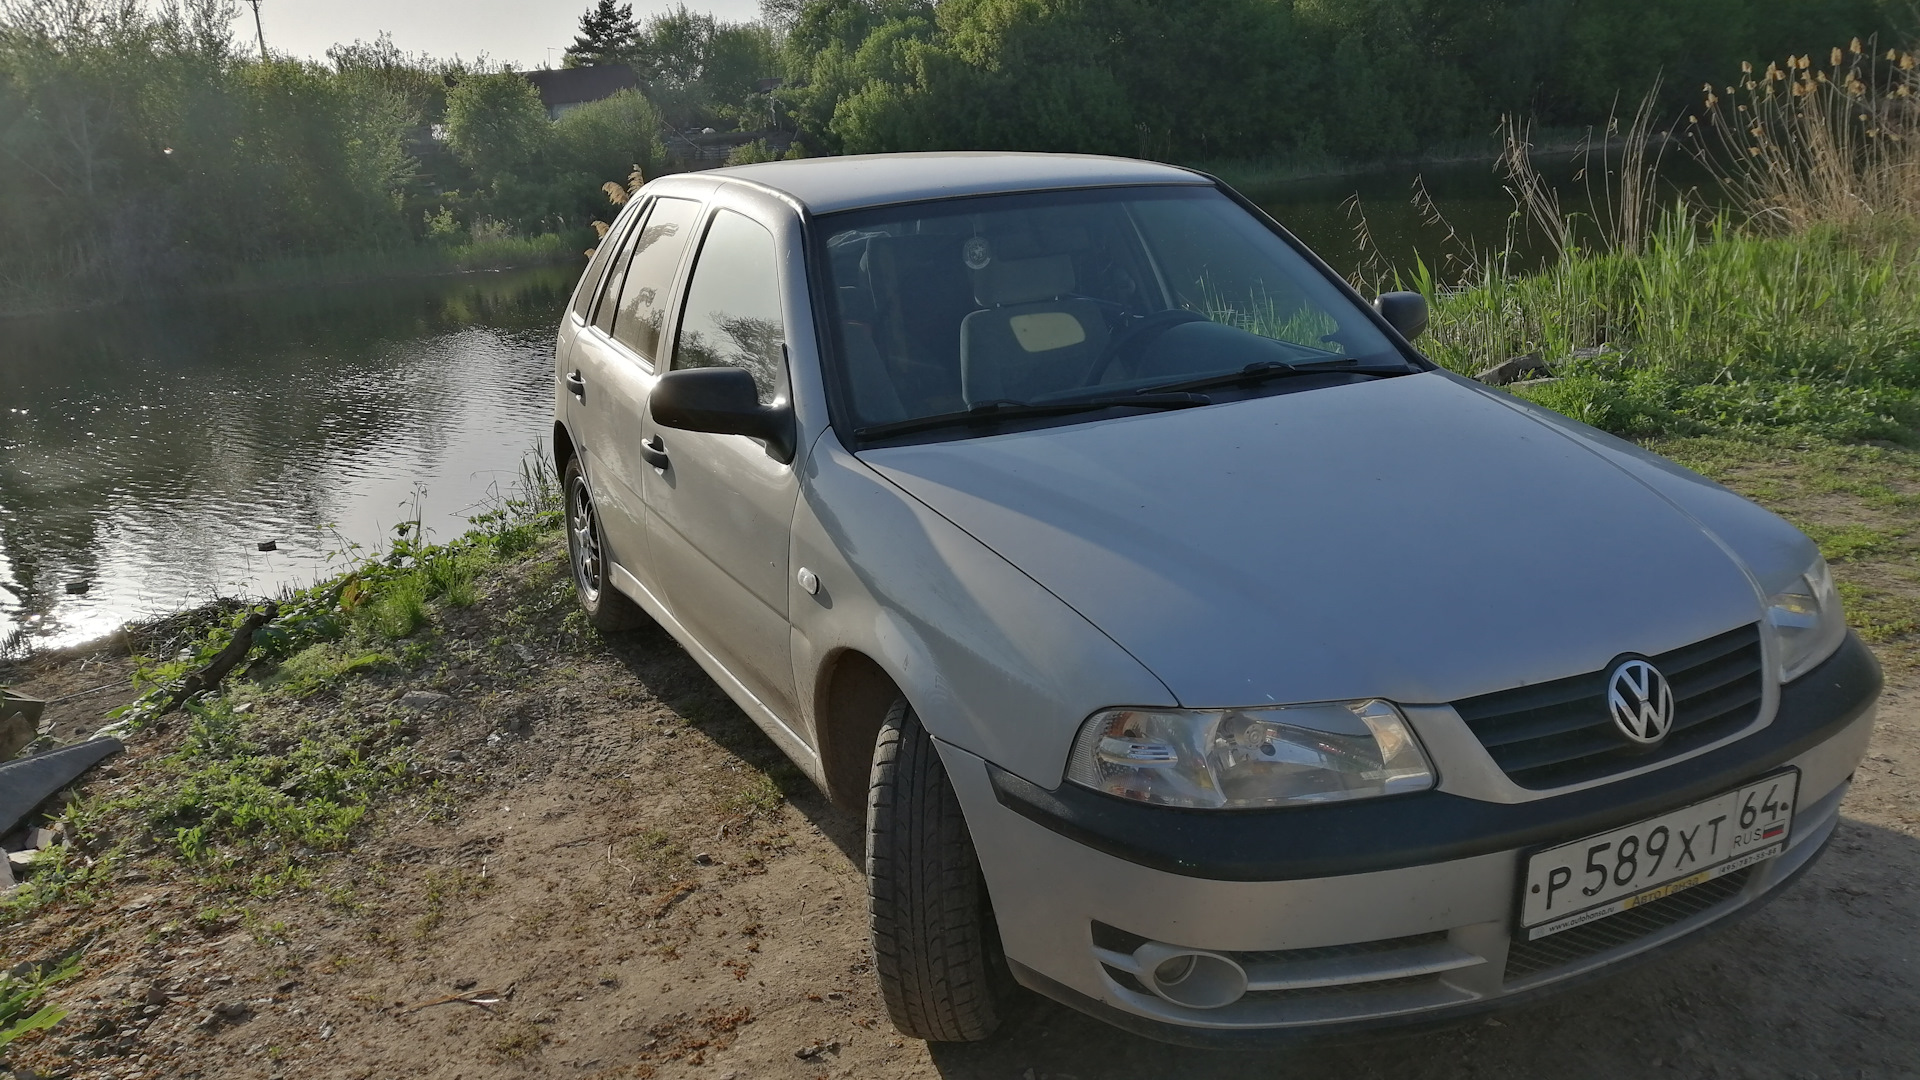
[1085,309,1211,385]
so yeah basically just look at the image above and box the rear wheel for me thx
[867,698,1008,1042]
[563,456,645,633]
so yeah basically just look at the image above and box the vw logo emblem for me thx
[1607,659,1675,745]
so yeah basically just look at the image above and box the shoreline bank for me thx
[0,237,586,322]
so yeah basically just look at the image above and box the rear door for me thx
[567,195,705,581]
[641,206,800,720]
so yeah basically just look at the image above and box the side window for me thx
[570,202,638,320]
[592,199,649,335]
[609,197,702,362]
[673,209,785,405]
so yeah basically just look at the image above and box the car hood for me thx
[858,372,1774,709]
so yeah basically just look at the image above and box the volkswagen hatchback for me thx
[550,152,1880,1045]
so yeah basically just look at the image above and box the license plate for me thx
[1520,769,1798,941]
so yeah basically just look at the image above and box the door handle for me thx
[565,370,586,399]
[639,435,670,470]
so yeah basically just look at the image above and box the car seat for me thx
[959,254,1111,406]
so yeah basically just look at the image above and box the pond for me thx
[0,266,577,651]
[0,155,1714,651]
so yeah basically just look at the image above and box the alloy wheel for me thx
[568,474,604,604]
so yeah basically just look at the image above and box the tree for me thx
[565,0,640,68]
[550,88,667,195]
[444,72,549,180]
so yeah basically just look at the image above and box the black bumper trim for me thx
[989,631,1879,882]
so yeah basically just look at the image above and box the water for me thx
[0,157,1712,651]
[1255,154,1722,284]
[0,266,577,650]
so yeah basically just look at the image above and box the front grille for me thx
[1503,867,1752,982]
[1453,624,1764,789]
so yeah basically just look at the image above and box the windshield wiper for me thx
[1133,358,1404,397]
[854,393,1212,441]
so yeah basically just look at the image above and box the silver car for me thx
[550,152,1880,1045]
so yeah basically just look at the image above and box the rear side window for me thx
[673,209,786,405]
[609,197,703,362]
[592,203,646,335]
[571,202,640,319]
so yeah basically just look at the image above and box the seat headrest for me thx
[973,254,1074,307]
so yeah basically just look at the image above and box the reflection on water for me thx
[0,266,579,649]
[1256,155,1722,283]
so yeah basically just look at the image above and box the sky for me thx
[245,0,765,70]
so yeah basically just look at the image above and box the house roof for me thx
[700,152,1210,215]
[523,65,639,110]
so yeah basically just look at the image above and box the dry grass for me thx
[1689,40,1920,239]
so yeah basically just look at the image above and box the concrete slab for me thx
[0,738,123,835]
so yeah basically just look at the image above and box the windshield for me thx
[817,185,1411,439]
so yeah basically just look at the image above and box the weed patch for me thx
[0,952,81,1052]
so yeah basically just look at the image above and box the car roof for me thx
[694,152,1212,215]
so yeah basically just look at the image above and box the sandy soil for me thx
[3,552,1917,1080]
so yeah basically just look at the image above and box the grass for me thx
[0,456,565,922]
[1391,45,1920,448]
[1415,214,1920,443]
[0,952,80,1052]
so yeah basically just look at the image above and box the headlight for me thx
[1767,555,1846,682]
[1063,699,1434,809]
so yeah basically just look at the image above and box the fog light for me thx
[1132,942,1247,1009]
[1154,954,1196,985]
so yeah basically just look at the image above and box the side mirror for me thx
[1373,291,1428,341]
[651,367,796,463]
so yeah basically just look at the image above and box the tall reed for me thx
[1690,40,1919,239]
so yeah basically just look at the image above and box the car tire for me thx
[562,456,646,633]
[867,698,1008,1042]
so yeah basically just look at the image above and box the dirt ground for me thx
[3,532,1917,1080]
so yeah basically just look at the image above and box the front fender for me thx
[789,430,1175,787]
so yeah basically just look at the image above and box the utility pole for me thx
[245,0,267,61]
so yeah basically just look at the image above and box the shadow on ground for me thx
[600,619,868,862]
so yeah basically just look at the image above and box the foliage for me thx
[441,74,669,231]
[1,0,1909,306]
[597,3,780,129]
[771,0,1907,162]
[566,0,640,68]
[445,72,550,180]
[0,2,624,305]
[725,138,782,165]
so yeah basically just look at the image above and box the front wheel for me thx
[867,699,1009,1041]
[563,456,646,633]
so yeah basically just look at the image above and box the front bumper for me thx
[944,633,1880,1046]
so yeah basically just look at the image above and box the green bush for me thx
[774,0,1904,162]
